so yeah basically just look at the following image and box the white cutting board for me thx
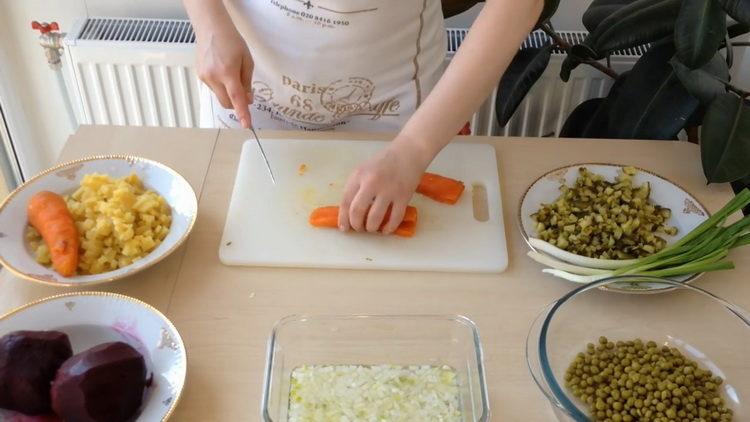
[219,139,508,273]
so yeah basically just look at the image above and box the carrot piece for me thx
[309,206,340,229]
[417,172,466,205]
[309,205,418,237]
[27,191,79,277]
[394,221,417,237]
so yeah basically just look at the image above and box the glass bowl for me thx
[527,276,750,421]
[261,315,489,422]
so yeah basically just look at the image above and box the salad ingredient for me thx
[309,205,418,237]
[526,250,611,276]
[27,192,80,277]
[288,364,461,422]
[51,342,147,422]
[537,188,750,283]
[417,173,465,205]
[566,337,733,421]
[27,173,172,275]
[528,237,637,270]
[0,331,72,415]
[532,167,677,260]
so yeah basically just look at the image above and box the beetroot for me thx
[51,342,146,422]
[0,331,73,415]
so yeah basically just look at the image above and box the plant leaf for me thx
[606,43,700,139]
[560,71,631,138]
[701,93,750,183]
[714,0,750,25]
[582,0,638,32]
[670,54,729,104]
[560,54,583,82]
[441,0,484,19]
[537,0,561,27]
[675,0,727,68]
[727,22,750,38]
[560,98,609,138]
[592,0,682,55]
[496,45,553,127]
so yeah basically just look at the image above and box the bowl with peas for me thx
[527,276,750,421]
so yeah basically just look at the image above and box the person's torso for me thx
[213,0,446,132]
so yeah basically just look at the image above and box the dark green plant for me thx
[443,0,750,185]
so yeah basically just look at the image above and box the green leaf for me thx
[536,0,561,27]
[714,0,750,25]
[592,0,682,55]
[560,71,631,138]
[560,98,609,138]
[701,93,750,183]
[582,0,638,32]
[727,22,750,38]
[675,0,727,68]
[495,45,553,127]
[670,54,729,103]
[441,0,484,19]
[606,43,700,139]
[560,55,582,82]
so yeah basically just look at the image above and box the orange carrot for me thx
[309,205,418,237]
[27,191,79,277]
[417,172,465,205]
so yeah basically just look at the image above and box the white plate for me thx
[519,164,710,293]
[0,292,186,421]
[0,156,197,287]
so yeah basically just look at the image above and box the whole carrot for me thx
[27,191,79,277]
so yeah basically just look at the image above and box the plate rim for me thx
[0,154,198,287]
[0,290,187,422]
[517,162,711,293]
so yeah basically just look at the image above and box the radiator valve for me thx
[31,21,65,70]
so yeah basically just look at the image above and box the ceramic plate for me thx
[0,156,197,286]
[0,292,186,421]
[519,164,710,293]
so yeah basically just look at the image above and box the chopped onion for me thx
[288,364,462,422]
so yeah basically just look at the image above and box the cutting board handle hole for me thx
[472,184,489,222]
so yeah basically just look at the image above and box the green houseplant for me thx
[443,0,750,189]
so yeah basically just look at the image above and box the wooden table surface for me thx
[1,125,748,421]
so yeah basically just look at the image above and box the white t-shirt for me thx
[200,0,446,132]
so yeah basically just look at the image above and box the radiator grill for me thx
[77,17,195,43]
[447,28,649,57]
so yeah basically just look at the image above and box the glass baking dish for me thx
[261,315,490,422]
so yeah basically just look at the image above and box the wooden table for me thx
[1,125,748,421]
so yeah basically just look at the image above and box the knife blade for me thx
[249,125,276,184]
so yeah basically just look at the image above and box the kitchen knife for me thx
[250,125,276,184]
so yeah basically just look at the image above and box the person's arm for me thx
[183,0,253,128]
[339,0,545,233]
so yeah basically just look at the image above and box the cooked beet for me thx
[51,342,147,422]
[0,330,73,415]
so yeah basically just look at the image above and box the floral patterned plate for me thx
[0,292,186,421]
[519,163,710,293]
[0,156,197,287]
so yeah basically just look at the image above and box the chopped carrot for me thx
[309,205,418,237]
[298,163,308,175]
[27,191,79,277]
[417,172,465,205]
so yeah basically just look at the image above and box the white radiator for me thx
[62,18,199,127]
[62,18,645,136]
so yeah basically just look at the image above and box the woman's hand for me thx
[193,10,254,128]
[338,135,433,234]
